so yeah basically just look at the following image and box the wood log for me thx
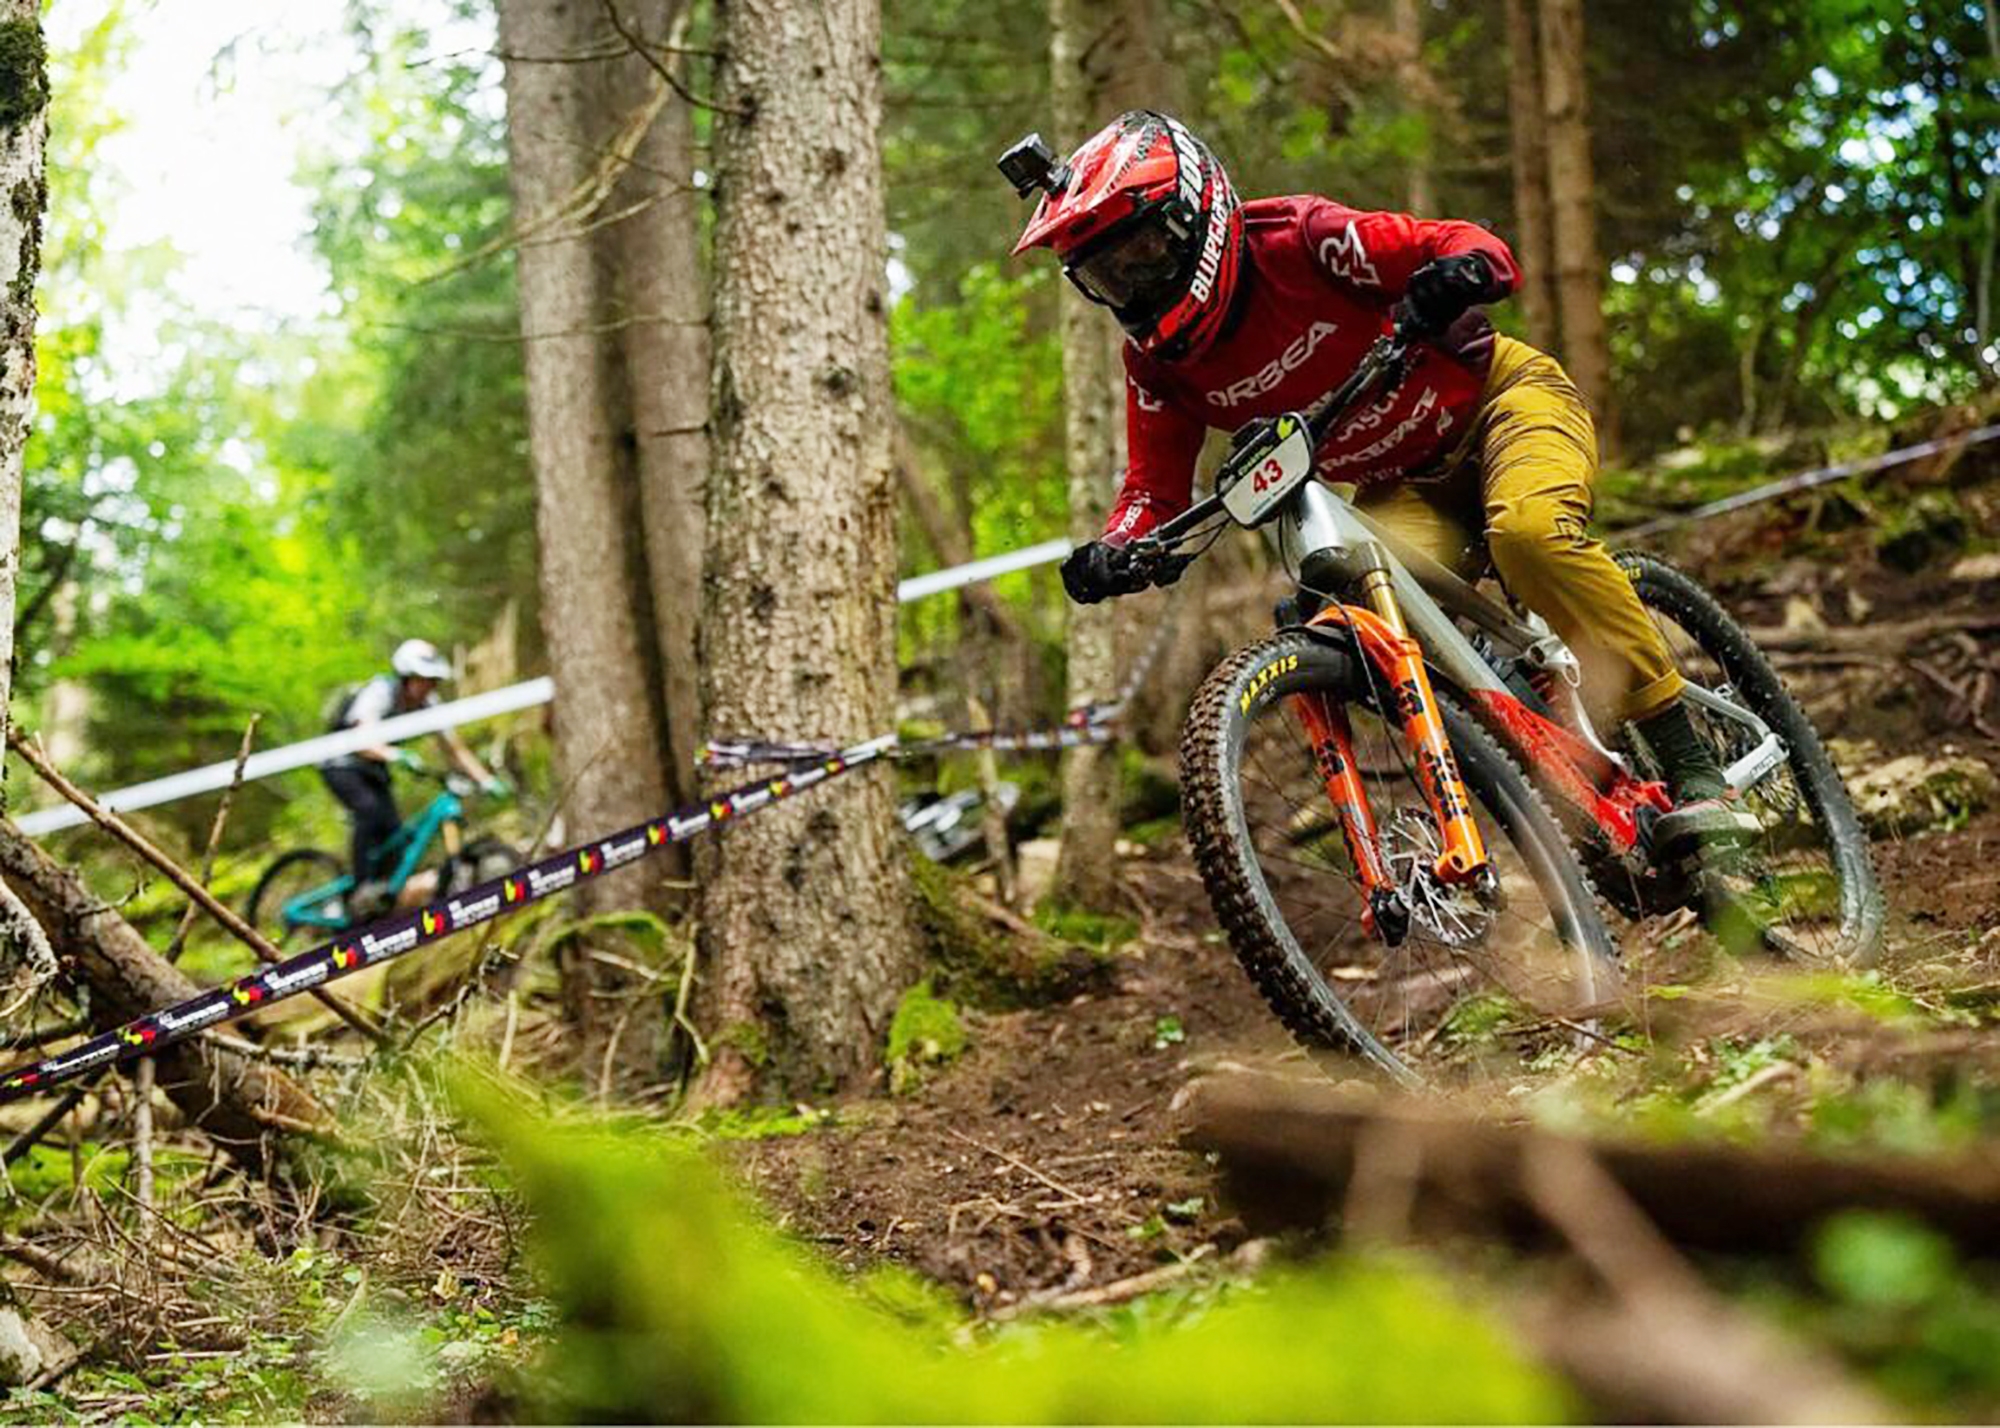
[0,820,328,1175]
[1745,612,2000,654]
[1185,1074,2000,1257]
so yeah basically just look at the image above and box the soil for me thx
[732,458,2000,1313]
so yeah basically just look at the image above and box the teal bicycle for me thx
[247,768,520,948]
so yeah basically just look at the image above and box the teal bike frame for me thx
[281,784,469,934]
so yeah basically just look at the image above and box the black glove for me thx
[1403,253,1505,333]
[1061,540,1146,605]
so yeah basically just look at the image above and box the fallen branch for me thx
[165,715,258,965]
[1745,611,2000,655]
[7,730,385,1045]
[1185,1074,2000,1258]
[0,819,327,1175]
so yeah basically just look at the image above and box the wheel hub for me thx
[1382,809,1495,948]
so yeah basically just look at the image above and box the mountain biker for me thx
[318,638,508,916]
[1006,110,1757,857]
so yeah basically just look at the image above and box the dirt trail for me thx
[737,467,2000,1309]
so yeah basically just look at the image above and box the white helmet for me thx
[391,638,452,681]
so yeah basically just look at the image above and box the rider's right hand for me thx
[1061,540,1148,604]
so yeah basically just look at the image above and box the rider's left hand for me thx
[1404,253,1505,333]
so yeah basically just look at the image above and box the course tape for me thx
[1621,422,2000,540]
[0,733,904,1104]
[14,538,1080,839]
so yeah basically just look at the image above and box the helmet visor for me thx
[1065,214,1188,314]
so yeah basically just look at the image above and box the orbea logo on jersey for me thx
[1207,321,1340,409]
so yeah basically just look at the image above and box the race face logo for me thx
[1207,322,1339,409]
[1317,221,1381,287]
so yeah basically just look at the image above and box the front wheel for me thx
[1617,552,1884,966]
[247,849,348,949]
[1179,629,1621,1086]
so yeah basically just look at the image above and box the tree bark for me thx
[597,0,710,813]
[1048,0,1170,911]
[498,0,675,1091]
[1392,0,1433,214]
[697,0,919,1101]
[1536,0,1612,433]
[1503,0,1558,352]
[0,0,43,793]
[0,822,325,1177]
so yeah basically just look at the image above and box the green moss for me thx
[689,1105,837,1141]
[0,20,46,131]
[908,850,1115,1009]
[1033,897,1137,951]
[713,1019,772,1071]
[885,978,966,1093]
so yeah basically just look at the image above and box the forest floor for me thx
[734,424,2000,1318]
[10,418,2000,1423]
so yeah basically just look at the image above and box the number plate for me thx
[1221,415,1314,527]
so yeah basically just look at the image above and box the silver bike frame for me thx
[1265,480,1786,797]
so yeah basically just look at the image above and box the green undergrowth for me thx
[451,1078,1571,1423]
[908,852,1117,1009]
[885,978,968,1093]
[1032,896,1137,952]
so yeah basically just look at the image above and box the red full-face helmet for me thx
[1010,111,1244,363]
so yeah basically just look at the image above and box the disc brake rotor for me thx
[1382,808,1495,948]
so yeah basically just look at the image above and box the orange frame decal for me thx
[1304,603,1490,885]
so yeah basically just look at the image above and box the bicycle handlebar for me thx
[1121,305,1426,580]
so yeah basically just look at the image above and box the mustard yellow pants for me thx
[1355,337,1683,725]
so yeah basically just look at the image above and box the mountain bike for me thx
[247,768,521,949]
[1108,309,1882,1086]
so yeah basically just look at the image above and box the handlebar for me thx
[1124,304,1427,573]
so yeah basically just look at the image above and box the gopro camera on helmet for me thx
[997,134,1068,199]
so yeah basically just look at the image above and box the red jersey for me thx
[1104,195,1520,543]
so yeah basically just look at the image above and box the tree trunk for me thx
[1048,0,1170,911]
[697,0,918,1101]
[1536,0,1612,433]
[1503,0,1558,352]
[1392,0,1433,214]
[0,0,44,778]
[498,0,675,1092]
[598,1,710,816]
[0,822,325,1177]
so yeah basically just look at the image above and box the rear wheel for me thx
[1617,552,1883,966]
[1180,630,1621,1086]
[247,849,348,949]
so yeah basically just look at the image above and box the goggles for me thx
[1063,205,1194,318]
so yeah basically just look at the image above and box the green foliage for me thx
[1032,898,1136,952]
[886,977,968,1092]
[457,1082,1570,1423]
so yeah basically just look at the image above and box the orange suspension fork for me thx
[1307,584,1490,888]
[1290,690,1396,899]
